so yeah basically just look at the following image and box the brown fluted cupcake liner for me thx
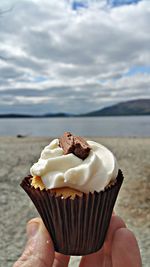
[20,169,123,255]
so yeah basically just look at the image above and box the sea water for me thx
[0,116,149,137]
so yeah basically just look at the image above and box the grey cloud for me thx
[0,66,22,79]
[0,0,150,114]
[10,56,45,72]
[0,86,72,97]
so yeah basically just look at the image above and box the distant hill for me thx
[0,99,150,118]
[0,114,33,118]
[0,113,69,118]
[84,99,150,116]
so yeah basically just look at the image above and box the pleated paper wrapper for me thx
[20,169,123,255]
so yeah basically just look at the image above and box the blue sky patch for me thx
[125,66,150,76]
[107,0,142,7]
[33,76,48,83]
[70,0,142,10]
[72,1,88,10]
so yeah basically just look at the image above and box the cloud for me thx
[0,0,150,114]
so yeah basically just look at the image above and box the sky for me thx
[0,0,150,115]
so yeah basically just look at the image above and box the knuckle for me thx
[13,244,35,267]
[13,248,47,267]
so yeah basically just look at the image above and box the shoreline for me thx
[0,135,150,139]
[0,137,150,266]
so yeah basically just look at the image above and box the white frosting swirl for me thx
[30,138,118,193]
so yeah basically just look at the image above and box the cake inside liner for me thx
[31,175,83,199]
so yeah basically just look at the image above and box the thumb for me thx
[13,218,55,267]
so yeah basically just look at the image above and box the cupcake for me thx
[21,132,123,255]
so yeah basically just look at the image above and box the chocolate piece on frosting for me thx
[59,132,74,154]
[59,132,91,160]
[73,136,91,160]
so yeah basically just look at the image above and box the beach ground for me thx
[0,136,149,267]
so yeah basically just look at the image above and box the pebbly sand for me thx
[0,136,150,267]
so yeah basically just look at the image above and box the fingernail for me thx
[27,221,40,239]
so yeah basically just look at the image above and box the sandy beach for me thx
[0,136,149,267]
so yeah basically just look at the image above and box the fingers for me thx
[53,252,70,267]
[79,248,105,267]
[13,218,54,267]
[112,228,142,267]
[105,214,126,247]
[79,214,126,267]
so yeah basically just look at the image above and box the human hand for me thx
[13,214,142,267]
[13,217,70,267]
[79,214,142,267]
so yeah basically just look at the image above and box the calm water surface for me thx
[0,116,150,137]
